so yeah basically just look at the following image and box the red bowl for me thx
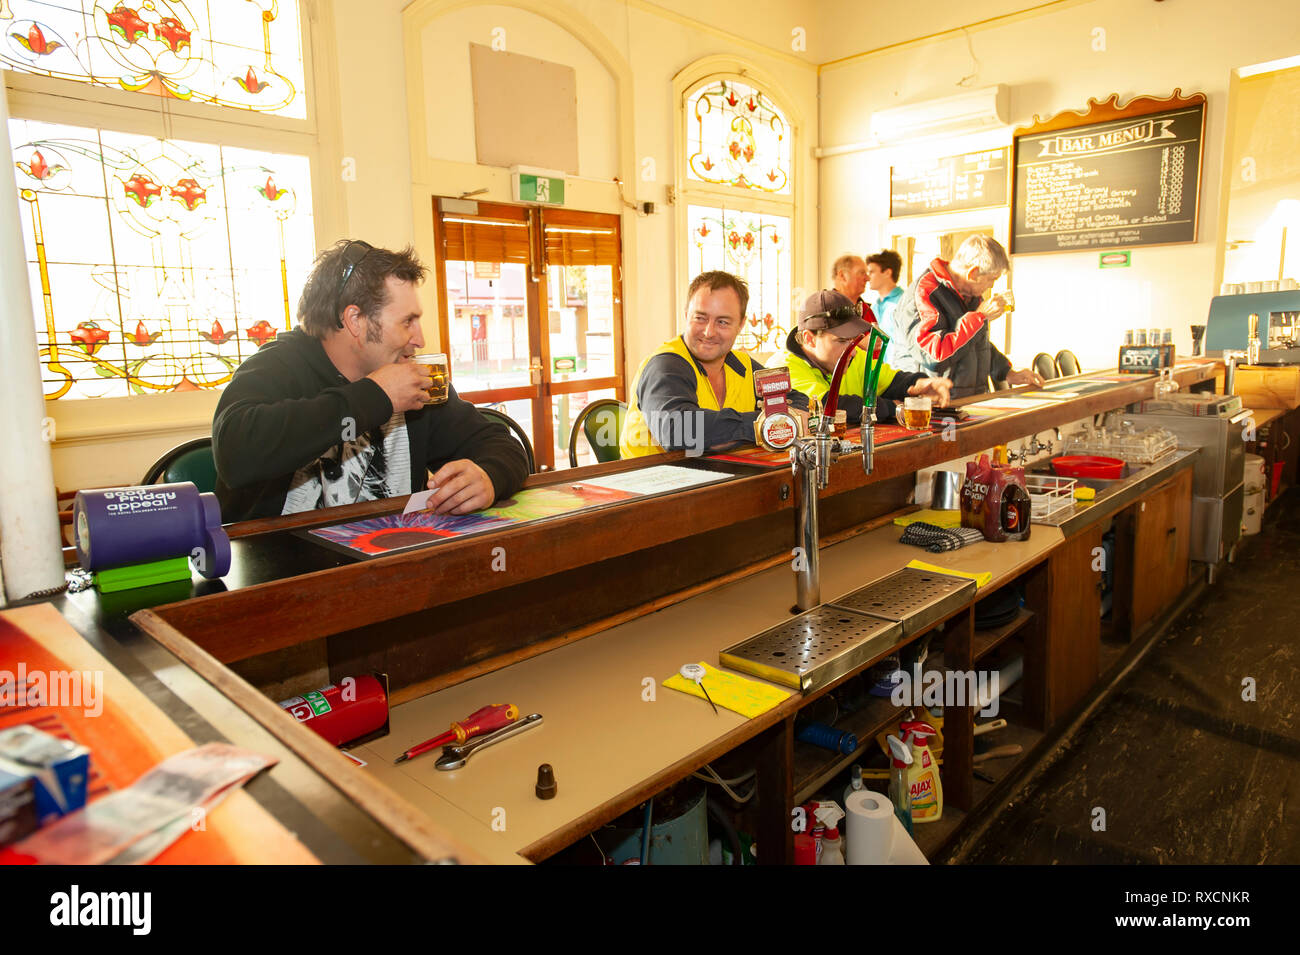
[1051,455,1125,479]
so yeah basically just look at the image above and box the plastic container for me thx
[1051,455,1125,479]
[818,828,845,864]
[1243,490,1264,536]
[1245,454,1266,495]
[899,721,943,824]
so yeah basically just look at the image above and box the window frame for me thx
[674,66,800,352]
[3,0,342,416]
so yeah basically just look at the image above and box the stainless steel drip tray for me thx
[828,566,977,636]
[719,606,903,693]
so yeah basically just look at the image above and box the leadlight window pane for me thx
[685,79,790,195]
[1,0,307,119]
[687,203,790,354]
[11,116,315,399]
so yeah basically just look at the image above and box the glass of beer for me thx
[413,353,449,405]
[902,395,932,431]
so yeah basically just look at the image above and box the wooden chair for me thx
[568,398,626,468]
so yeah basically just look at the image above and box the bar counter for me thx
[41,363,1217,863]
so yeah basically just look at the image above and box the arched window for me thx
[3,0,322,401]
[680,75,794,355]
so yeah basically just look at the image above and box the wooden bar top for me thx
[138,364,1217,667]
[350,515,1065,862]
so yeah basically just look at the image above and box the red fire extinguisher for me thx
[278,675,388,747]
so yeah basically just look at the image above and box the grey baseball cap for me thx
[797,289,873,335]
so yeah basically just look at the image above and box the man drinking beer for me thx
[212,240,529,522]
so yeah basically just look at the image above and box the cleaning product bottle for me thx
[886,734,914,836]
[900,721,943,823]
[818,827,845,864]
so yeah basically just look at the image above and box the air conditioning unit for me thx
[870,85,1009,144]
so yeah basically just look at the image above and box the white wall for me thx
[818,0,1300,372]
[400,0,820,373]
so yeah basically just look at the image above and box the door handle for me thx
[529,355,543,385]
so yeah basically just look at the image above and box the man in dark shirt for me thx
[212,240,529,522]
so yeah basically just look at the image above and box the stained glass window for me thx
[10,117,315,399]
[685,79,790,195]
[1,0,306,119]
[687,204,790,353]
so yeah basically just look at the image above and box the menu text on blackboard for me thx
[890,148,1009,218]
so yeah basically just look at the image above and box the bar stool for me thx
[568,398,626,467]
[140,437,217,492]
[478,407,536,473]
[1055,349,1080,377]
[1032,352,1059,380]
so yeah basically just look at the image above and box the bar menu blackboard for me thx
[1012,102,1204,254]
[890,148,1009,217]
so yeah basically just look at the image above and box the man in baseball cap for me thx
[768,290,952,425]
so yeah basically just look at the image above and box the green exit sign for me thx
[512,166,565,206]
[1099,251,1131,268]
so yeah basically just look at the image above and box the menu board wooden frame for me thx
[1010,89,1207,255]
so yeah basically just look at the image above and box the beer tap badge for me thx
[753,368,798,451]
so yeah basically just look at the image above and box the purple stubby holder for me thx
[72,482,231,579]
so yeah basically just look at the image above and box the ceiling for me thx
[638,0,1078,66]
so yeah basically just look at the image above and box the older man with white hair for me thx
[892,235,1043,398]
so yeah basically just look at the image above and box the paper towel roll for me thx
[845,789,895,865]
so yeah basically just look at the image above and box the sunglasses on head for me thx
[804,305,862,331]
[335,240,375,328]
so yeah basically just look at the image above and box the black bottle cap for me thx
[535,763,557,799]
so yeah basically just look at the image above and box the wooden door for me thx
[1045,523,1104,724]
[431,200,626,470]
[1131,468,1193,635]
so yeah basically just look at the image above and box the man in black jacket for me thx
[212,240,530,522]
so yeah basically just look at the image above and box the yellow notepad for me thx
[663,661,793,719]
[906,559,993,589]
[893,509,962,528]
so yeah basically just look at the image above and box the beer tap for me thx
[790,326,889,610]
[1225,313,1262,396]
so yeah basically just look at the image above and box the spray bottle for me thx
[900,720,943,823]
[885,734,914,836]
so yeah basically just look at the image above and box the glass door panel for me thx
[443,260,530,392]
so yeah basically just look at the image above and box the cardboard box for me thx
[0,726,90,824]
[0,767,39,847]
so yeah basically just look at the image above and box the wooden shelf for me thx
[792,652,952,804]
[792,692,899,804]
[972,608,1034,663]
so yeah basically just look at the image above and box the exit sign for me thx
[512,165,566,206]
[1099,251,1131,268]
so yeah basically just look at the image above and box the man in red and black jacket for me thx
[891,235,1043,398]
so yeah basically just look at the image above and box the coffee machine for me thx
[1204,289,1300,364]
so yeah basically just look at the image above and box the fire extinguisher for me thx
[278,675,388,747]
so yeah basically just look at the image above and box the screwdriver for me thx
[394,703,520,763]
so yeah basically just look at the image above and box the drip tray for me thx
[719,606,902,693]
[828,567,977,636]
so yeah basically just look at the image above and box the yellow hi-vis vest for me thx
[620,336,759,458]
